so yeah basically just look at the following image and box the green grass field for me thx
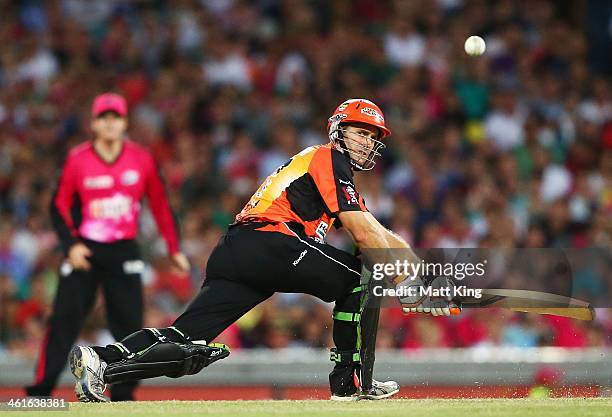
[18,398,612,417]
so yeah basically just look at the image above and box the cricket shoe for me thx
[69,346,109,402]
[330,368,362,401]
[330,393,360,402]
[359,379,400,400]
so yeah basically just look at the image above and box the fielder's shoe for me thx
[359,379,400,400]
[69,346,109,402]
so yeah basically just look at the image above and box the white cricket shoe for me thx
[359,379,400,400]
[330,393,360,401]
[69,346,109,402]
[331,379,400,401]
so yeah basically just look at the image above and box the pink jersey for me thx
[51,140,179,254]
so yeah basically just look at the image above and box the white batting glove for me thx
[397,276,457,317]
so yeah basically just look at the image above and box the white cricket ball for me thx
[464,35,486,56]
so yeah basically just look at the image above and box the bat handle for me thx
[403,303,463,316]
[450,302,462,315]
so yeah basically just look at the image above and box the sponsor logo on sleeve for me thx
[342,185,359,205]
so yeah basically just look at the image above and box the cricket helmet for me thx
[327,98,391,171]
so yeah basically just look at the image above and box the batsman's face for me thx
[91,112,128,141]
[341,123,379,166]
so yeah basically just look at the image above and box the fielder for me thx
[27,93,189,401]
[68,98,454,402]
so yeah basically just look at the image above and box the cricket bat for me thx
[458,289,595,321]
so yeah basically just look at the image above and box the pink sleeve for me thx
[145,153,180,254]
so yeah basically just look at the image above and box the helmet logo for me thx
[328,114,347,142]
[328,113,347,124]
[337,102,350,112]
[361,107,384,122]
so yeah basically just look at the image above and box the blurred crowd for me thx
[1,0,611,360]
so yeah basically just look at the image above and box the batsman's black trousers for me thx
[26,239,143,401]
[171,222,362,346]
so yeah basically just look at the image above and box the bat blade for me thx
[458,289,594,321]
[509,307,594,321]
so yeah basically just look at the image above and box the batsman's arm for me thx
[339,211,459,317]
[338,211,420,283]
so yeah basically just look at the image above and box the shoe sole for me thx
[330,395,360,401]
[359,387,400,400]
[69,346,108,403]
[69,347,91,403]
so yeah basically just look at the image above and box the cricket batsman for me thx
[68,98,455,402]
[26,93,190,401]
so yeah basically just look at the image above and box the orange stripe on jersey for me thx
[235,146,319,222]
[358,195,367,211]
[308,146,339,213]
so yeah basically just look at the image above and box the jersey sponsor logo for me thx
[338,178,354,187]
[89,194,134,219]
[84,175,114,189]
[342,185,359,205]
[292,249,308,266]
[361,107,384,122]
[121,170,140,186]
[315,221,329,243]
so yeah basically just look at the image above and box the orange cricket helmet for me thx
[327,98,391,170]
